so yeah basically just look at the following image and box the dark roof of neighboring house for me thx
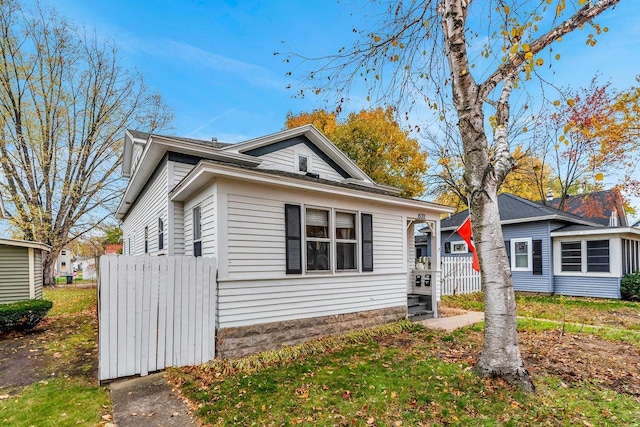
[128,129,234,149]
[441,193,600,230]
[547,189,627,227]
[633,219,640,228]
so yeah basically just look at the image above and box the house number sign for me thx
[417,213,426,220]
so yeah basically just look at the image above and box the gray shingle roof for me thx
[441,193,599,229]
[547,189,627,227]
[128,129,233,149]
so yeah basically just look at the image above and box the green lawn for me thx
[0,287,110,426]
[443,292,640,329]
[171,294,640,426]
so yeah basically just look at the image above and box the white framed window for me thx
[305,207,330,271]
[158,218,164,251]
[335,211,357,271]
[511,238,532,271]
[193,205,202,257]
[560,239,610,274]
[450,240,468,254]
[61,250,66,256]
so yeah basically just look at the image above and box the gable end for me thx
[244,136,350,179]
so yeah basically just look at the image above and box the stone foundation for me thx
[216,306,406,359]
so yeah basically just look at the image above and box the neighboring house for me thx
[76,258,97,280]
[56,248,74,277]
[439,192,640,299]
[116,125,453,357]
[0,238,50,304]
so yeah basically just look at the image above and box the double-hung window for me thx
[193,206,202,257]
[158,218,164,251]
[511,238,532,271]
[336,212,357,271]
[285,205,373,274]
[306,208,330,271]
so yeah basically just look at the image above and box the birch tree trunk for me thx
[441,0,533,391]
[287,0,620,392]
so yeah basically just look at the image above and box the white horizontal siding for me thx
[227,194,286,275]
[172,161,195,186]
[173,201,185,255]
[184,184,217,258]
[217,273,407,328]
[256,143,344,182]
[372,213,404,271]
[122,163,168,256]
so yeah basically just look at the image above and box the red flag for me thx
[456,216,480,272]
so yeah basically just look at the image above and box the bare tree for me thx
[0,0,173,286]
[283,0,620,390]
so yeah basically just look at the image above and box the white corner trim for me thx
[28,248,35,299]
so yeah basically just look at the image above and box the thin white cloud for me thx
[186,109,235,138]
[128,37,285,90]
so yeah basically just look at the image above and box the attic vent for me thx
[305,172,320,179]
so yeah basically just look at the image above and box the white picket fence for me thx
[98,255,217,382]
[441,256,482,296]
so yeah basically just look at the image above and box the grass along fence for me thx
[441,256,482,296]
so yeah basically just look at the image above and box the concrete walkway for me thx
[420,311,485,332]
[110,373,197,426]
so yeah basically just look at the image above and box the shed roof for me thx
[0,238,51,251]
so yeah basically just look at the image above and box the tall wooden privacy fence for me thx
[441,256,482,296]
[98,255,216,382]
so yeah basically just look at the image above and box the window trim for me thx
[554,237,616,277]
[586,240,610,273]
[297,154,310,173]
[510,238,532,272]
[158,218,165,251]
[450,240,468,254]
[305,207,331,272]
[193,205,202,257]
[335,210,358,271]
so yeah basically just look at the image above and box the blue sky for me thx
[36,0,640,216]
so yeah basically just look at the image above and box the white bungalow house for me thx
[116,125,453,357]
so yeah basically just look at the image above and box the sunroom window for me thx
[587,240,610,272]
[561,241,582,272]
[336,212,357,270]
[306,208,330,271]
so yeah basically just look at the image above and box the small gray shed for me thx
[0,238,51,304]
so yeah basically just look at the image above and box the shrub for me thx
[0,299,53,333]
[620,272,640,301]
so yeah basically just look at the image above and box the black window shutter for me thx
[285,204,302,274]
[361,213,373,272]
[444,241,451,254]
[504,240,511,262]
[533,239,543,275]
